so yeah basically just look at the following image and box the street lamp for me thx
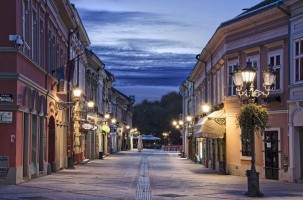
[73,87,82,98]
[232,61,276,103]
[201,103,210,114]
[87,100,94,108]
[231,61,276,197]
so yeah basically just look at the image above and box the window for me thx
[22,0,30,56]
[295,38,303,82]
[32,10,38,62]
[268,50,282,90]
[47,30,56,73]
[227,61,238,96]
[39,19,45,67]
[241,129,251,156]
[247,57,260,90]
[212,73,217,105]
[220,66,224,100]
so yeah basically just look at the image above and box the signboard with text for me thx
[0,112,13,123]
[0,94,13,102]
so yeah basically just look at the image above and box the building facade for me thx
[286,0,303,182]
[0,0,133,184]
[181,0,297,181]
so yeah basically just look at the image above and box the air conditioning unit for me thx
[57,80,67,94]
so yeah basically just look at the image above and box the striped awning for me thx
[195,109,226,139]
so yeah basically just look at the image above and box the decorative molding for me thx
[264,40,285,49]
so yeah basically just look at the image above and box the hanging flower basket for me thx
[237,103,269,136]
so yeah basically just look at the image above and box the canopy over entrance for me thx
[195,109,226,138]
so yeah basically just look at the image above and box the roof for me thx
[104,69,115,82]
[220,0,284,27]
[112,87,132,102]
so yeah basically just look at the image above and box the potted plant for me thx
[237,103,269,136]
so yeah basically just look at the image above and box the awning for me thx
[195,109,226,138]
[133,134,161,141]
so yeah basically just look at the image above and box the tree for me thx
[132,92,182,144]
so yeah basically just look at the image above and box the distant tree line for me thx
[132,92,182,145]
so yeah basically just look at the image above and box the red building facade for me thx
[0,0,86,184]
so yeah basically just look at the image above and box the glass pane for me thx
[296,58,299,82]
[228,65,233,73]
[301,40,303,55]
[270,56,274,65]
[276,55,280,65]
[275,68,280,90]
[295,41,299,56]
[301,58,303,81]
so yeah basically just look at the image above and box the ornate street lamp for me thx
[231,61,276,103]
[231,61,276,197]
[73,87,82,98]
[87,100,94,108]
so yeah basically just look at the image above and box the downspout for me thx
[276,1,291,86]
[276,0,291,175]
[45,0,49,110]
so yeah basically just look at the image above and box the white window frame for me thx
[227,59,239,96]
[294,38,303,83]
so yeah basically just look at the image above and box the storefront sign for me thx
[0,94,13,102]
[0,112,13,123]
[82,123,93,130]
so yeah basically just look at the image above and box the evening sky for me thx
[70,0,263,103]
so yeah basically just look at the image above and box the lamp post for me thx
[231,61,276,197]
[64,88,82,169]
[172,116,193,157]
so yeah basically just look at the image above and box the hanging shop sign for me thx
[0,94,13,102]
[0,112,13,123]
[100,125,110,133]
[82,123,93,130]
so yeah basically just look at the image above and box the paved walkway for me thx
[0,149,302,199]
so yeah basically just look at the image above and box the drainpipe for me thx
[276,0,291,175]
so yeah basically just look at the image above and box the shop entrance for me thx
[264,130,279,180]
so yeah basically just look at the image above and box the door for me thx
[48,116,56,170]
[264,131,279,180]
[23,113,29,177]
[31,115,38,175]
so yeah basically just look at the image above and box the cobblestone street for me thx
[1,149,303,200]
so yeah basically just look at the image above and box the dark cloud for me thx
[77,8,188,27]
[89,43,195,87]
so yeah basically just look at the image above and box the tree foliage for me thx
[132,92,182,144]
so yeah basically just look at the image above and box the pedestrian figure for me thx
[137,134,143,152]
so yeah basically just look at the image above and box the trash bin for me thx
[99,152,103,159]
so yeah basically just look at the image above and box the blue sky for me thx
[70,0,263,104]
